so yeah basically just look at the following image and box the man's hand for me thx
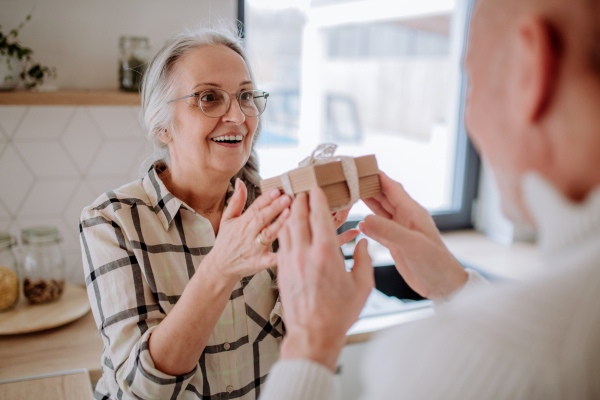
[277,188,374,372]
[360,172,468,302]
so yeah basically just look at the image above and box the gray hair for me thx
[140,23,262,208]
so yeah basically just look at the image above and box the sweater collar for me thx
[522,173,600,262]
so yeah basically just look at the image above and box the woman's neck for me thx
[160,161,230,218]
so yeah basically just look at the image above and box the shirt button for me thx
[226,385,234,393]
[223,342,231,350]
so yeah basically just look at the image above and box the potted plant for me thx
[0,14,56,91]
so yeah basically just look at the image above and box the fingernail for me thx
[280,195,291,205]
[270,189,280,199]
[235,178,241,190]
[281,208,290,218]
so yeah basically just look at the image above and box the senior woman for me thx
[80,27,355,400]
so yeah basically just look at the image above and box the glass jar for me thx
[0,232,19,311]
[21,226,65,304]
[119,36,150,92]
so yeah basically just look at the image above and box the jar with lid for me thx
[21,226,65,304]
[0,232,19,311]
[119,36,150,92]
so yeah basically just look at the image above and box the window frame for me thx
[238,0,480,232]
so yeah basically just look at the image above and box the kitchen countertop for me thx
[0,230,542,384]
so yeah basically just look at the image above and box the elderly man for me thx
[261,0,600,398]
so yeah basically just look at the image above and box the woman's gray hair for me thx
[140,23,262,208]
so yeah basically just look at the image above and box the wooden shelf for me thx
[0,90,140,106]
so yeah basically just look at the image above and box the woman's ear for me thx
[158,129,172,144]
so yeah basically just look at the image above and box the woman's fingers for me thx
[248,194,291,234]
[222,178,248,221]
[332,208,351,230]
[259,207,290,244]
[249,188,282,212]
[337,229,359,246]
[258,252,279,270]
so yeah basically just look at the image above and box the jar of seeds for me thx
[20,226,65,304]
[0,232,19,311]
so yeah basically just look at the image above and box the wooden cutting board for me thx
[0,284,91,335]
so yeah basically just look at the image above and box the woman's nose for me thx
[222,96,246,124]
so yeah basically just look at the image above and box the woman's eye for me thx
[240,92,253,101]
[201,94,216,102]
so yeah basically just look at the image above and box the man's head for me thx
[464,0,600,223]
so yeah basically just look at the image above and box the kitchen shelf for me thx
[0,90,140,106]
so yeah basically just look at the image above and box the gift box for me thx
[259,144,382,212]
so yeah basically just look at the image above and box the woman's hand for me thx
[333,208,360,246]
[206,179,291,284]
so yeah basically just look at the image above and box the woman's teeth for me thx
[211,135,243,143]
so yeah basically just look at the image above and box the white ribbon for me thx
[280,143,360,211]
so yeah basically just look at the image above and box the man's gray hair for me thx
[140,23,262,208]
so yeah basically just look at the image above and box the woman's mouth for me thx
[211,135,244,145]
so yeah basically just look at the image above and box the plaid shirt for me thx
[80,162,284,400]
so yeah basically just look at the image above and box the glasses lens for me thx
[240,90,267,117]
[199,89,229,117]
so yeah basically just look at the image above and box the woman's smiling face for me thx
[166,44,258,179]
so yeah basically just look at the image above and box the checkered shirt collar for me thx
[142,160,235,231]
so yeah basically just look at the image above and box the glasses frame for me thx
[167,89,269,118]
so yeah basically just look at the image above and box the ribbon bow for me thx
[280,143,360,212]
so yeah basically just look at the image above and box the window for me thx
[241,0,480,231]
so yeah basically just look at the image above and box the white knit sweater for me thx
[261,174,600,399]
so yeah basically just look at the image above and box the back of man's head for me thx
[464,0,600,224]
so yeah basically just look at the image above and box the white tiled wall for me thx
[0,106,154,284]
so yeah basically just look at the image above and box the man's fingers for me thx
[309,187,337,245]
[222,178,247,221]
[362,197,393,219]
[352,239,375,296]
[360,215,421,252]
[337,229,359,246]
[332,208,351,230]
[289,193,311,246]
[278,224,291,252]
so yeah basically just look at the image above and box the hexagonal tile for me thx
[61,108,104,173]
[18,180,78,218]
[128,143,155,181]
[14,107,75,140]
[63,250,85,285]
[14,142,80,178]
[86,177,132,198]
[0,145,34,214]
[0,200,10,219]
[63,183,97,237]
[87,140,146,176]
[0,106,28,138]
[88,106,145,139]
[17,216,80,252]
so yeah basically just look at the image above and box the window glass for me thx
[247,0,470,218]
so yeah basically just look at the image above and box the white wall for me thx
[0,0,237,89]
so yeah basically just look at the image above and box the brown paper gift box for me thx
[259,155,382,211]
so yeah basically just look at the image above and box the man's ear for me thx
[515,16,560,123]
[158,129,172,144]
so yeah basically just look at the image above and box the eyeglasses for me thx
[168,89,269,118]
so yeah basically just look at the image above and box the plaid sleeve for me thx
[80,205,197,399]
